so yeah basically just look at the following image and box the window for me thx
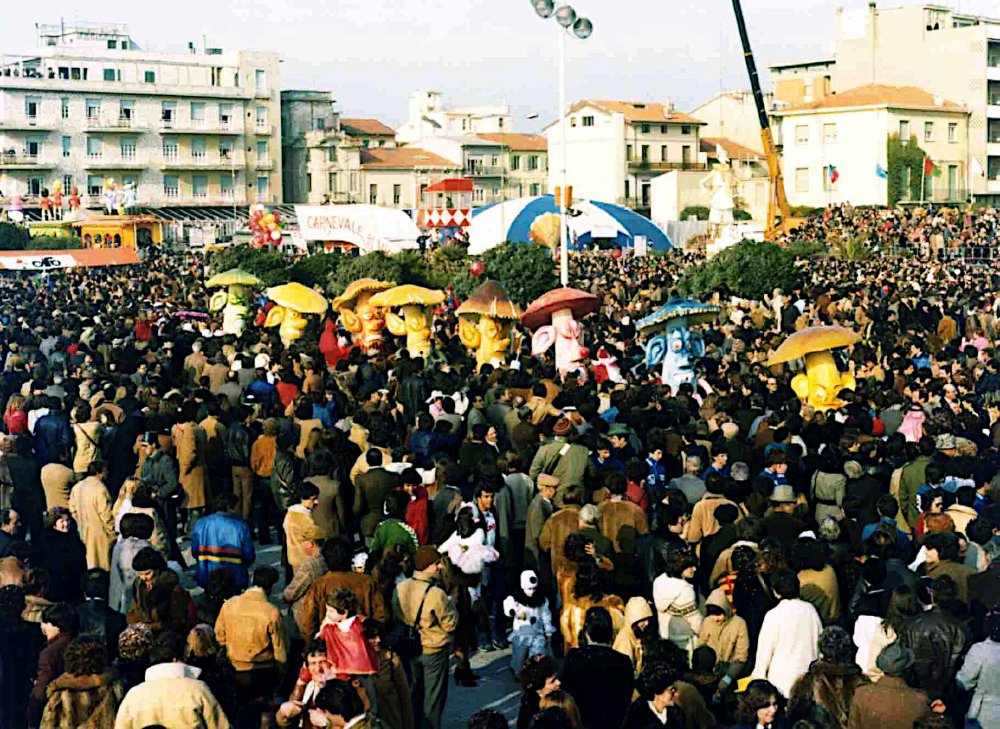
[119,100,134,122]
[107,40,117,49]
[192,138,207,159]
[144,70,155,83]
[220,174,234,198]
[795,125,809,144]
[61,136,71,157]
[640,124,650,134]
[641,145,649,161]
[661,125,669,134]
[795,167,810,193]
[192,175,208,198]
[314,117,326,131]
[582,115,594,127]
[161,102,175,125]
[86,138,102,158]
[162,175,179,198]
[681,125,691,135]
[162,137,178,160]
[120,139,136,160]
[27,178,42,196]
[211,67,222,87]
[682,145,691,164]
[350,172,358,191]
[660,145,667,162]
[624,179,630,200]
[88,175,103,196]
[924,121,934,141]
[24,98,38,119]
[103,68,118,82]
[529,183,541,196]
[255,105,267,130]
[511,155,520,171]
[256,140,268,158]
[948,123,957,142]
[25,138,41,157]
[328,173,336,192]
[220,103,233,128]
[61,98,69,119]
[71,68,82,80]
[326,147,337,162]
[393,184,401,205]
[190,102,205,124]
[823,123,837,142]
[627,144,633,160]
[220,140,233,159]
[528,155,539,170]
[121,41,128,50]
[899,120,909,139]
[86,99,101,120]
[256,176,269,197]
[254,69,266,90]
[62,175,73,193]
[570,117,577,128]
[369,183,378,204]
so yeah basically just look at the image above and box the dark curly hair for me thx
[636,662,682,701]
[735,679,784,725]
[65,635,109,676]
[519,654,558,693]
[563,533,592,565]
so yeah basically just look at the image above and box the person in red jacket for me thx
[402,468,430,545]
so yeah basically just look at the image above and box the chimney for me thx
[664,98,675,117]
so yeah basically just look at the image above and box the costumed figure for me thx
[439,505,500,603]
[207,269,262,337]
[503,570,555,673]
[330,278,395,353]
[522,287,600,381]
[67,186,81,217]
[318,318,352,367]
[39,188,52,221]
[368,285,445,358]
[8,194,24,224]
[51,182,64,220]
[123,181,137,215]
[263,282,329,347]
[317,606,380,679]
[103,179,117,215]
[456,279,522,371]
[637,298,720,394]
[592,346,624,385]
[766,326,860,411]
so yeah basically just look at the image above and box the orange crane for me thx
[730,0,796,239]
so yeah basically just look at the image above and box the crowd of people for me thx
[0,230,996,729]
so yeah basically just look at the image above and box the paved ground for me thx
[178,540,522,727]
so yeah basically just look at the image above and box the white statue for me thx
[700,153,740,258]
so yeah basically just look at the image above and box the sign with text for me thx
[295,205,421,254]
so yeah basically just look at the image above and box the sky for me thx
[6,0,998,133]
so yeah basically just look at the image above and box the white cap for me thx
[254,353,270,370]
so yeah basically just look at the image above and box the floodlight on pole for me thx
[555,5,577,27]
[572,17,593,39]
[533,0,555,18]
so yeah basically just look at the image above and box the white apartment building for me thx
[689,90,778,155]
[775,3,1000,204]
[395,91,511,145]
[0,21,282,209]
[774,85,969,208]
[545,100,707,210]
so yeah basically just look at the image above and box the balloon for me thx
[469,261,484,276]
[270,230,281,241]
[264,214,275,224]
[612,248,623,259]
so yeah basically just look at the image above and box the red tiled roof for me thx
[575,100,706,125]
[360,147,461,169]
[700,137,764,160]
[475,133,548,151]
[423,178,474,193]
[781,85,965,113]
[341,118,396,136]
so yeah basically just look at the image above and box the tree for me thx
[887,134,927,206]
[452,243,558,305]
[327,252,407,296]
[678,239,801,300]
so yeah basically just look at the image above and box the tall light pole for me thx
[531,0,593,287]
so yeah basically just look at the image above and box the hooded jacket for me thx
[613,596,654,673]
[696,588,749,681]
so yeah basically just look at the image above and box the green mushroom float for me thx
[207,269,262,337]
[368,285,445,358]
[263,282,329,347]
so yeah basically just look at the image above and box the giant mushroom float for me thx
[331,278,396,353]
[207,268,262,337]
[263,282,329,347]
[637,298,720,393]
[522,288,600,381]
[766,326,860,411]
[456,280,522,370]
[368,285,445,358]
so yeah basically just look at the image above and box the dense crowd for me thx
[0,234,996,729]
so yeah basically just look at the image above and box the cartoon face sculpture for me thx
[791,350,858,411]
[459,316,512,370]
[339,293,386,352]
[532,309,588,380]
[210,285,252,337]
[385,305,433,357]
[264,306,308,347]
[645,322,707,392]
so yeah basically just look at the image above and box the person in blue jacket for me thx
[190,491,255,590]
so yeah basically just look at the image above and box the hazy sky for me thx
[6,0,997,132]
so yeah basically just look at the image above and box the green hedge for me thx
[785,240,827,259]
[678,239,802,300]
[679,206,710,221]
[0,223,82,250]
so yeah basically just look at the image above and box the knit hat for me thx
[818,625,855,663]
[414,545,442,572]
[875,641,914,676]
[552,418,573,437]
[731,462,750,482]
[843,461,863,479]
[118,623,154,662]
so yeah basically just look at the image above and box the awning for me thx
[423,178,474,193]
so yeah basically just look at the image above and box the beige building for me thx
[476,133,548,200]
[769,59,836,108]
[358,147,461,210]
[774,85,969,207]
[341,118,397,149]
[545,99,707,211]
[0,21,281,209]
[689,90,777,155]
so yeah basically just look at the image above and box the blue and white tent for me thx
[468,194,672,255]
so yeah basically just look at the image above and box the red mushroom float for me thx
[521,287,600,381]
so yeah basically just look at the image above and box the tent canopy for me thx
[468,194,672,255]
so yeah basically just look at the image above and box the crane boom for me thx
[730,0,791,238]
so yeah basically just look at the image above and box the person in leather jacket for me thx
[900,574,971,700]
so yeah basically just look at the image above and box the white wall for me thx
[546,108,624,203]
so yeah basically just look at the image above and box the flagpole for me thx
[920,157,926,204]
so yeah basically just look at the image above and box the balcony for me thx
[255,192,276,204]
[0,153,56,168]
[0,116,58,131]
[161,153,244,169]
[253,122,273,135]
[626,158,707,172]
[159,119,240,135]
[254,158,274,170]
[466,165,503,177]
[83,153,145,169]
[85,116,146,132]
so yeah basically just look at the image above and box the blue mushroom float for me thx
[637,298,720,392]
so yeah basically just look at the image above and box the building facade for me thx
[358,146,461,211]
[774,85,969,208]
[0,22,282,209]
[395,90,511,145]
[544,100,707,211]
[688,90,777,155]
[341,118,396,149]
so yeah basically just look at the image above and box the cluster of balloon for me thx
[469,260,485,277]
[249,204,284,248]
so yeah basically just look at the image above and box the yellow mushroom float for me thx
[330,278,395,353]
[264,282,329,347]
[457,280,522,370]
[368,285,445,358]
[766,325,861,411]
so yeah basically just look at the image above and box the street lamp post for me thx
[531,0,593,287]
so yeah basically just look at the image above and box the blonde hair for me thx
[5,395,25,415]
[540,690,583,728]
[185,624,221,661]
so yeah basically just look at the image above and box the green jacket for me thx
[529,438,589,508]
[370,518,419,558]
[898,455,931,526]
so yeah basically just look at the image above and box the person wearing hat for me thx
[393,545,457,729]
[525,473,558,584]
[847,641,934,729]
[762,484,808,550]
[529,418,589,509]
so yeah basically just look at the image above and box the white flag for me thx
[715,143,729,165]
[970,156,985,178]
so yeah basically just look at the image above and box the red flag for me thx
[923,157,935,177]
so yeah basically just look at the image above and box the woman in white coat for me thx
[652,550,703,659]
[751,570,822,697]
[956,615,1000,729]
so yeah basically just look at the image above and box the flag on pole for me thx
[970,157,985,178]
[923,157,941,178]
[875,164,888,179]
[828,164,839,184]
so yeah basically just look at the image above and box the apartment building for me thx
[395,90,510,145]
[689,90,778,155]
[774,85,969,207]
[0,21,281,209]
[544,100,707,210]
[359,147,461,210]
[341,118,397,149]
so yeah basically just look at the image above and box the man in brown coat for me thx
[68,461,116,571]
[538,501,581,580]
[300,537,388,638]
[847,642,933,729]
[41,461,75,510]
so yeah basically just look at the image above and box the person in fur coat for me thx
[788,626,869,729]
[503,570,555,673]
